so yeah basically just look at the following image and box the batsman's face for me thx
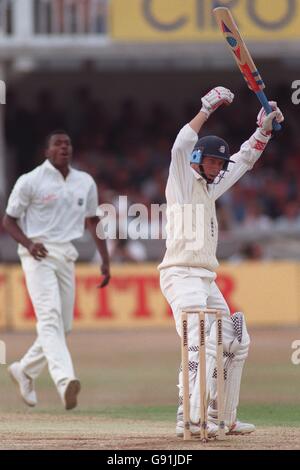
[201,156,225,183]
[46,134,73,167]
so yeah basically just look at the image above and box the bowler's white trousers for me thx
[160,266,236,402]
[18,242,78,395]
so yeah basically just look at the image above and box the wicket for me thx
[181,308,225,441]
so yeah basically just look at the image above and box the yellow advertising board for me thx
[218,262,300,326]
[6,264,173,331]
[110,0,300,41]
[1,262,300,330]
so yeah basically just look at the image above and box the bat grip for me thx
[256,91,281,131]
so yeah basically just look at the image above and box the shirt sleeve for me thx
[6,175,32,218]
[213,128,271,200]
[85,179,99,217]
[168,124,199,203]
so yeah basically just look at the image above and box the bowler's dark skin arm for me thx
[86,216,111,288]
[2,214,48,261]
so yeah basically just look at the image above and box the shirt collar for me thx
[43,159,72,176]
[190,166,212,192]
[191,166,203,181]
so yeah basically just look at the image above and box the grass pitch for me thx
[0,328,299,449]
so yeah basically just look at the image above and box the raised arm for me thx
[190,87,234,133]
[170,87,235,189]
[213,101,284,200]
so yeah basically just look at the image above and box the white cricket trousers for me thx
[160,266,235,397]
[18,242,78,395]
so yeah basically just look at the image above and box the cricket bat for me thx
[213,7,281,131]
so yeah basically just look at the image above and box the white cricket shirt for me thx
[158,123,271,271]
[6,159,98,243]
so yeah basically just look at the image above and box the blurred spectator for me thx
[229,243,265,263]
[237,201,273,233]
[108,238,147,263]
[275,201,300,234]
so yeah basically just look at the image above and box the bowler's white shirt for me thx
[6,159,98,243]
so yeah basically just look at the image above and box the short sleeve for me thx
[6,175,31,218]
[85,179,99,217]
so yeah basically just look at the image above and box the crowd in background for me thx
[1,83,300,262]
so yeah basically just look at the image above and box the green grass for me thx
[238,403,300,427]
[2,330,300,432]
[26,403,300,428]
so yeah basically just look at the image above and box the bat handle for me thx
[256,91,281,131]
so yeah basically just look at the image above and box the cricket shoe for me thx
[227,421,256,435]
[8,362,37,407]
[176,405,229,438]
[176,416,225,438]
[61,379,81,410]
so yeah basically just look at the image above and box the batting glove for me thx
[200,86,234,118]
[257,101,284,135]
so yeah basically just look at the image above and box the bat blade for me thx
[213,7,281,131]
[213,7,264,92]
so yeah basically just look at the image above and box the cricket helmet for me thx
[190,135,234,172]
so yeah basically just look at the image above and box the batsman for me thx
[159,86,284,437]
